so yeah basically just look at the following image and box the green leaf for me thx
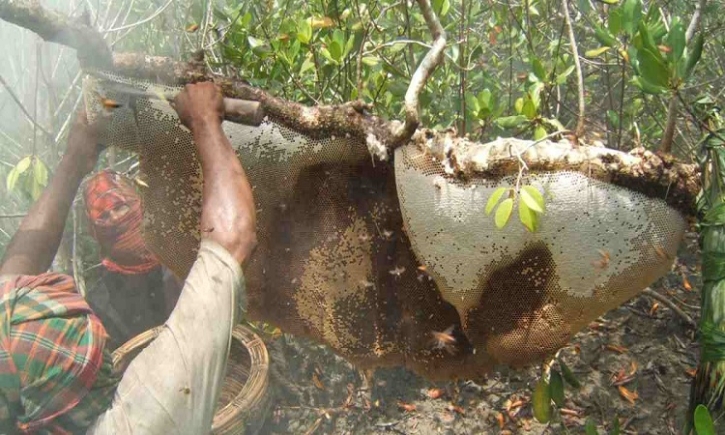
[608,7,622,35]
[594,26,618,47]
[495,198,514,229]
[611,417,621,435]
[621,0,642,36]
[586,46,611,58]
[496,115,528,129]
[514,98,524,114]
[585,419,598,435]
[6,166,19,192]
[440,0,450,17]
[297,18,312,45]
[532,378,551,423]
[16,156,31,174]
[637,48,669,88]
[694,405,715,435]
[248,36,271,57]
[32,158,48,187]
[477,89,492,109]
[30,176,43,200]
[532,58,546,81]
[667,17,685,65]
[328,39,343,62]
[631,76,667,95]
[558,359,581,389]
[555,65,575,84]
[362,56,379,66]
[518,199,539,232]
[549,370,565,407]
[466,94,480,114]
[521,185,545,212]
[299,55,316,74]
[486,187,508,215]
[533,125,547,140]
[685,33,704,80]
[541,118,565,132]
[637,21,659,55]
[522,98,537,119]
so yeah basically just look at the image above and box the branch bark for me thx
[413,129,699,216]
[390,0,447,150]
[0,0,112,69]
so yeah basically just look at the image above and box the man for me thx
[83,169,181,350]
[0,82,256,434]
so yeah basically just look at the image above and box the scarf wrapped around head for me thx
[0,273,119,434]
[84,170,159,275]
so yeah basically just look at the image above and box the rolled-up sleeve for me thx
[87,239,245,435]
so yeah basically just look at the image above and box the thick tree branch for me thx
[0,0,112,69]
[414,130,699,216]
[390,0,447,150]
[110,52,396,157]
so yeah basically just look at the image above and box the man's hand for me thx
[174,82,225,131]
[66,109,103,176]
[172,82,256,266]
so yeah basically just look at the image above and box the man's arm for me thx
[174,83,257,265]
[0,111,101,276]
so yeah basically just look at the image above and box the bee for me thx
[388,266,405,278]
[186,23,200,33]
[652,243,672,261]
[100,97,122,110]
[430,325,457,355]
[591,249,610,270]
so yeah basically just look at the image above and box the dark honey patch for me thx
[464,242,557,345]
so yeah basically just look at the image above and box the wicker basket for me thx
[112,324,271,434]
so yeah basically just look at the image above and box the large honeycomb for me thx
[83,74,686,380]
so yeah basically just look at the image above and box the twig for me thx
[0,74,52,138]
[390,0,447,148]
[685,0,707,42]
[103,0,173,32]
[54,92,84,144]
[32,42,40,156]
[659,0,706,153]
[642,288,696,328]
[363,39,471,70]
[561,0,585,138]
[0,214,27,219]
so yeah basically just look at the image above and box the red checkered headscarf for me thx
[84,170,159,275]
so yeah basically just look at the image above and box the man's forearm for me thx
[0,154,89,276]
[191,119,256,265]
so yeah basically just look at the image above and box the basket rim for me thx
[111,324,270,433]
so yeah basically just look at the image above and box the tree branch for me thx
[641,288,696,328]
[562,0,585,138]
[659,0,706,154]
[389,0,447,150]
[0,0,112,69]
